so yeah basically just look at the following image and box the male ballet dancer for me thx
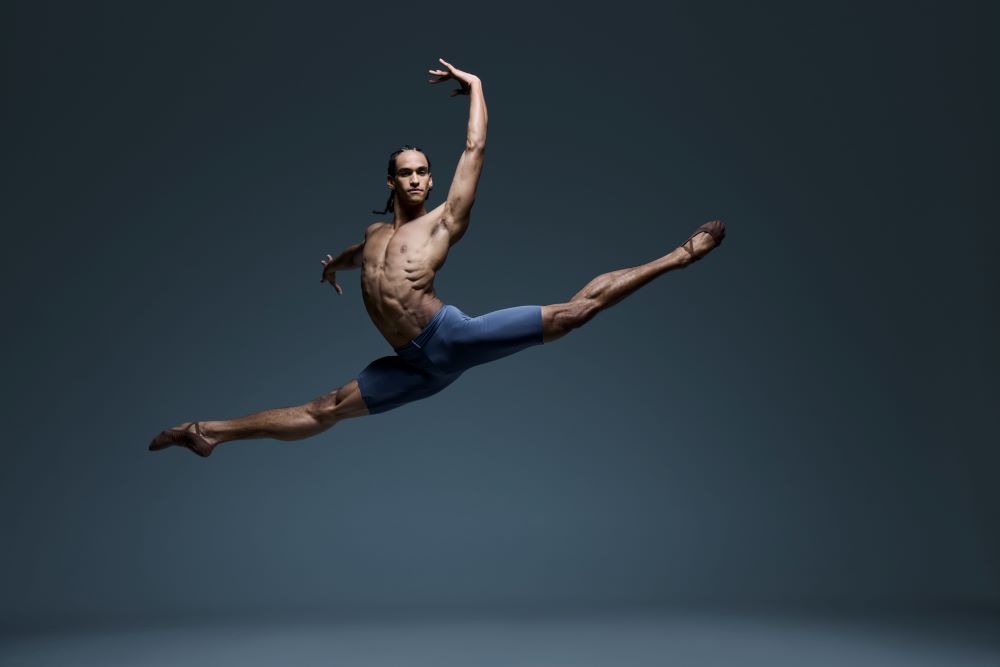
[149,58,726,457]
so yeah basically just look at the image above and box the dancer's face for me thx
[389,150,433,205]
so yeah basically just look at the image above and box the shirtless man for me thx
[149,58,726,458]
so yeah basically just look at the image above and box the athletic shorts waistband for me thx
[392,304,452,354]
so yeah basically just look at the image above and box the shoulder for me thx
[365,221,387,236]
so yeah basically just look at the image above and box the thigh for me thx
[356,355,462,415]
[427,305,544,373]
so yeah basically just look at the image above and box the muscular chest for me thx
[362,222,448,279]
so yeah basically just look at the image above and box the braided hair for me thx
[372,145,432,215]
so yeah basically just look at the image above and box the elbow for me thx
[466,140,486,154]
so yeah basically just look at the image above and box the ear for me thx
[387,175,394,190]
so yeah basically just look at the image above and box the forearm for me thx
[330,242,364,271]
[465,78,487,150]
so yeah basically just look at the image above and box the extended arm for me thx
[320,240,364,294]
[429,59,486,246]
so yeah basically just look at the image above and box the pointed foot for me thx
[678,220,726,264]
[148,421,215,458]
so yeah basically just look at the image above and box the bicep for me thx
[353,223,380,266]
[443,147,485,228]
[351,240,366,267]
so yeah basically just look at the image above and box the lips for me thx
[408,189,422,193]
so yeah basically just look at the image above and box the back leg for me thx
[150,378,371,457]
[306,378,372,424]
[205,378,371,445]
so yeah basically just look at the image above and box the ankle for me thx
[668,247,693,268]
[199,421,225,445]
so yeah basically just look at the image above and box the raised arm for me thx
[429,59,486,246]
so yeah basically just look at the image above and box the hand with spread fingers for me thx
[428,58,480,96]
[320,254,343,295]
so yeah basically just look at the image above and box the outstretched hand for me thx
[428,58,480,96]
[320,254,343,295]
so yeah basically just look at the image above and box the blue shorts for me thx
[356,304,544,414]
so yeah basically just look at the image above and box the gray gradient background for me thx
[2,0,997,634]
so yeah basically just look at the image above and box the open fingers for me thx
[320,255,334,282]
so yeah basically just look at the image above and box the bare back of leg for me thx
[148,379,370,457]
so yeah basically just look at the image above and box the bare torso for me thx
[360,206,454,348]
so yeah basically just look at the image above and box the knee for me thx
[307,380,365,425]
[306,386,350,425]
[564,298,600,330]
[544,299,599,340]
[306,392,338,426]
